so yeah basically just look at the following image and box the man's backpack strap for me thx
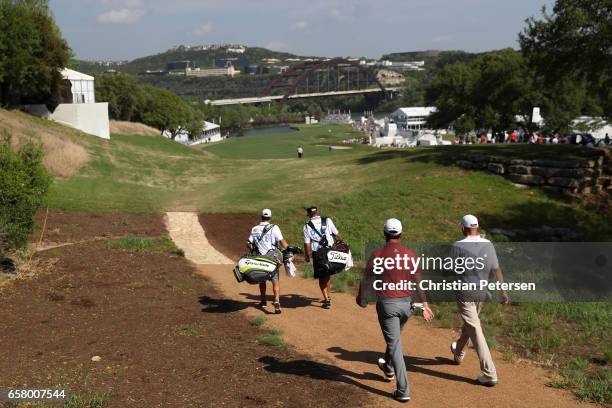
[256,224,275,243]
[307,218,330,246]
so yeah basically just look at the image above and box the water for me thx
[235,126,298,137]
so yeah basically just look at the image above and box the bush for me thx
[0,136,50,253]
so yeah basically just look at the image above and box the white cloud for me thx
[266,41,290,52]
[291,21,310,32]
[97,8,145,24]
[100,0,143,7]
[193,22,213,36]
[431,35,452,44]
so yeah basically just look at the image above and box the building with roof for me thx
[25,68,110,139]
[163,121,223,145]
[390,107,437,130]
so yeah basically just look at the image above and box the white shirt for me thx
[303,216,338,252]
[297,147,304,154]
[248,222,284,255]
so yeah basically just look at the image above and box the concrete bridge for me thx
[209,87,400,106]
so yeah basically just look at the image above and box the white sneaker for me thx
[377,358,395,380]
[476,375,498,387]
[450,341,462,365]
[392,390,410,402]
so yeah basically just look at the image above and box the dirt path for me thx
[169,212,586,408]
[165,212,233,265]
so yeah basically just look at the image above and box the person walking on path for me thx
[303,206,341,309]
[356,218,434,402]
[297,145,304,159]
[247,209,288,314]
[450,214,509,386]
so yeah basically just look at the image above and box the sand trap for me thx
[165,212,233,265]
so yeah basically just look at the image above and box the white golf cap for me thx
[261,208,272,217]
[384,218,403,236]
[461,214,479,228]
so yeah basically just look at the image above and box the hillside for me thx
[76,46,320,75]
[0,109,90,178]
[381,50,479,73]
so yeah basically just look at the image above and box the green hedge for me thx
[0,136,50,253]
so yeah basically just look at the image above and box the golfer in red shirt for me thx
[357,218,434,402]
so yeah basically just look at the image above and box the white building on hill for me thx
[390,107,437,131]
[25,68,110,139]
[164,121,223,146]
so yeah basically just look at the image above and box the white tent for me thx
[61,68,95,104]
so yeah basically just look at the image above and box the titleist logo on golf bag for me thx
[327,250,349,264]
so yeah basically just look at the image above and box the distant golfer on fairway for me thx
[450,214,509,386]
[247,209,288,314]
[297,145,304,159]
[303,206,341,309]
[357,218,434,402]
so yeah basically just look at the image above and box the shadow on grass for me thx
[355,145,603,167]
[327,347,476,385]
[258,356,390,398]
[480,201,611,241]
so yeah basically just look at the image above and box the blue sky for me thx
[50,0,554,61]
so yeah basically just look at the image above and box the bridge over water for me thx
[210,87,400,106]
[209,58,400,106]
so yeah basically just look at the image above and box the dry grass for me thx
[0,109,89,177]
[110,120,160,136]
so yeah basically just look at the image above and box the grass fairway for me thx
[42,122,612,403]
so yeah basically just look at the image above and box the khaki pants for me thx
[455,301,497,379]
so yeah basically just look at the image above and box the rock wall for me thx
[456,149,612,194]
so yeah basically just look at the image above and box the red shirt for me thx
[366,242,421,298]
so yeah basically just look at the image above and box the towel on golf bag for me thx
[284,257,296,278]
[314,240,352,276]
[233,253,279,284]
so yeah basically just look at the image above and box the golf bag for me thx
[234,249,281,284]
[233,246,303,284]
[314,239,351,276]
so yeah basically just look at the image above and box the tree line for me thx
[426,0,611,134]
[0,0,71,109]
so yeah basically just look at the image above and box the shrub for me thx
[0,136,50,253]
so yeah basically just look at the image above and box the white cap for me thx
[461,214,479,229]
[384,218,403,236]
[261,208,272,217]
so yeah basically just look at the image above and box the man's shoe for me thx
[323,299,331,309]
[259,300,267,308]
[476,375,498,387]
[273,301,282,314]
[377,358,395,381]
[450,341,462,365]
[392,390,410,402]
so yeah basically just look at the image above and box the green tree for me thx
[519,0,611,117]
[426,50,532,133]
[0,0,71,109]
[140,85,199,138]
[95,74,145,121]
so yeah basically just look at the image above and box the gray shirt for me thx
[450,235,499,301]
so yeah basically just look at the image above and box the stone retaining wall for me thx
[456,149,612,194]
